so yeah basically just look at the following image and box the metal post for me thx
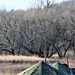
[44,50,47,63]
[66,55,69,67]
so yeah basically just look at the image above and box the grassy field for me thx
[0,55,75,75]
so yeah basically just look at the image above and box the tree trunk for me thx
[74,49,75,58]
[63,49,68,57]
[48,50,53,58]
[56,48,62,58]
[46,45,49,57]
[11,49,15,55]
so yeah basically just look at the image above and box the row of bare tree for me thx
[0,0,75,58]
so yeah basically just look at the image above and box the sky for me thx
[0,0,67,11]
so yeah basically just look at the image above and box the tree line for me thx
[0,0,75,58]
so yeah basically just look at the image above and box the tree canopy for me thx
[0,0,75,58]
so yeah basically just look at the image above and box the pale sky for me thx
[0,0,67,11]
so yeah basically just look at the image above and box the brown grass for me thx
[0,55,44,61]
[0,55,75,75]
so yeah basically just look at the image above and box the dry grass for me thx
[0,63,32,75]
[0,55,44,61]
[0,55,75,75]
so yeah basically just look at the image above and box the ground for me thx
[0,55,75,75]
